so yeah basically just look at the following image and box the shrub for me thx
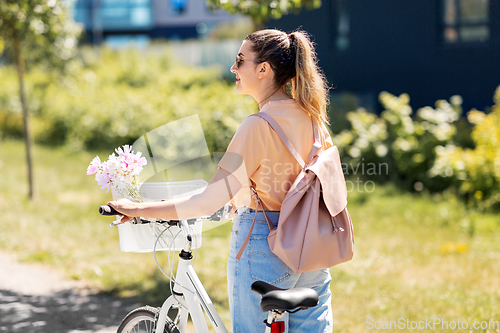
[333,86,500,208]
[0,46,256,153]
[429,86,500,209]
[333,92,463,191]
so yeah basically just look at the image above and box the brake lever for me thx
[109,217,141,228]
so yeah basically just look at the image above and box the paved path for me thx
[0,252,137,333]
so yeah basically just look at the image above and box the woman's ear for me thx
[257,62,272,79]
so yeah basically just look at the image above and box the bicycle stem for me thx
[180,219,192,253]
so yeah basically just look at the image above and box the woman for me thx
[109,29,333,333]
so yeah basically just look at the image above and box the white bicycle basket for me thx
[111,180,207,253]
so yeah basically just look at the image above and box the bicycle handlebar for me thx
[99,204,231,223]
[98,204,201,229]
[99,205,120,216]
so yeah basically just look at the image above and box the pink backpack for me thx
[236,112,354,273]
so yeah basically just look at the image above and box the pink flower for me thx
[116,145,132,157]
[137,158,147,167]
[87,165,99,175]
[96,173,111,192]
[133,151,147,167]
[87,156,102,175]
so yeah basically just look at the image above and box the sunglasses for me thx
[235,56,257,69]
[235,56,277,72]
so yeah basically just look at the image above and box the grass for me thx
[336,186,500,332]
[1,139,499,332]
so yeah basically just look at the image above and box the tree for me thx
[0,0,81,200]
[206,0,322,29]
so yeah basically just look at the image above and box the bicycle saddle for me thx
[251,281,319,312]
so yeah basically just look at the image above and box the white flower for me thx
[349,147,361,158]
[375,144,388,157]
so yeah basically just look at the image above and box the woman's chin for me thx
[235,84,245,95]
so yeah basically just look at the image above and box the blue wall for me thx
[269,0,500,112]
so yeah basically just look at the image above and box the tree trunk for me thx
[13,30,35,200]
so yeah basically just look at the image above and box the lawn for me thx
[0,139,499,332]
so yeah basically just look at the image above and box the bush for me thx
[0,46,256,152]
[429,86,500,209]
[333,92,463,191]
[333,86,500,209]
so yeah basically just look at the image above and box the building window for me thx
[335,0,349,50]
[442,0,489,43]
[72,0,152,29]
[169,0,188,16]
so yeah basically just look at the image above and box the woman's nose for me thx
[230,62,237,74]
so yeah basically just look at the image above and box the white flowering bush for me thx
[429,86,500,208]
[334,91,463,191]
[333,108,391,180]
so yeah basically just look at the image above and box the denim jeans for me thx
[227,207,333,333]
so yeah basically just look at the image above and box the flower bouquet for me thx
[87,145,147,193]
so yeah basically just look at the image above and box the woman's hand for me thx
[107,198,139,223]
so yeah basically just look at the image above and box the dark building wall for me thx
[269,0,500,112]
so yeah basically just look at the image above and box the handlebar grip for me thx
[99,205,120,216]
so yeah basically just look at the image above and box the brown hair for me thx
[245,29,330,129]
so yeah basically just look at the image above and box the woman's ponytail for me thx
[289,31,330,129]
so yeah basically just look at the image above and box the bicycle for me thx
[99,181,319,333]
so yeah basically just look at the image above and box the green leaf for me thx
[207,0,321,27]
[0,0,82,70]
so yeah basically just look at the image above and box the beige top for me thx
[217,99,333,210]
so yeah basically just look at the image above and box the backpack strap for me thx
[310,121,323,160]
[235,187,274,260]
[251,112,322,167]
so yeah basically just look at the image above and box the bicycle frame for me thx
[155,219,228,333]
[154,219,279,333]
[156,251,228,333]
